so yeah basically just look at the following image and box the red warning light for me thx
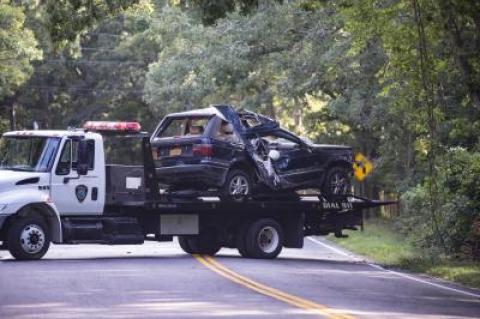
[83,121,141,133]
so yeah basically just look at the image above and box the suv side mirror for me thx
[77,139,89,175]
[299,141,312,152]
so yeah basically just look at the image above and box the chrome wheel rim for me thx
[229,175,249,195]
[20,224,45,254]
[330,173,348,195]
[257,226,279,254]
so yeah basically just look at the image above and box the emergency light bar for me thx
[83,121,142,133]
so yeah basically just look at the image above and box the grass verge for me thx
[328,219,480,289]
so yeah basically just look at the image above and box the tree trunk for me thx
[3,94,18,131]
[10,103,17,131]
[439,1,480,109]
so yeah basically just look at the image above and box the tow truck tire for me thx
[178,236,195,254]
[7,216,50,260]
[245,218,283,259]
[180,234,221,255]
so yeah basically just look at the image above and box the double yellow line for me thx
[194,254,354,319]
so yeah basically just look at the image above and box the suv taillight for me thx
[192,144,213,157]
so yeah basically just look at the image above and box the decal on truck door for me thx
[75,185,88,203]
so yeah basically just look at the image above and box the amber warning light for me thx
[83,121,141,133]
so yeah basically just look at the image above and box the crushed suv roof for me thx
[167,106,227,121]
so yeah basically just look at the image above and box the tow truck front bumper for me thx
[0,214,6,230]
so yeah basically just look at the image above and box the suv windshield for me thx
[0,136,61,172]
[158,117,211,138]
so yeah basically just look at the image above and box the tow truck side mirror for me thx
[77,140,89,176]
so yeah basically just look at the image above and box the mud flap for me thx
[283,212,304,248]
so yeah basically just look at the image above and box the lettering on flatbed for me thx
[322,202,353,210]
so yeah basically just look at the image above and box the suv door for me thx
[50,138,103,215]
[211,117,245,168]
[262,132,322,184]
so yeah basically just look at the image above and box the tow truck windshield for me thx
[0,136,61,172]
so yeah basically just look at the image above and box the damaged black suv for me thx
[150,105,354,197]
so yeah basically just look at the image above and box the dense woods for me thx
[1,0,479,258]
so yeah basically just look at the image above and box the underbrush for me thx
[329,219,480,289]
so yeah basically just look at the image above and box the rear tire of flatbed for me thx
[178,235,221,256]
[245,218,283,259]
[178,236,194,254]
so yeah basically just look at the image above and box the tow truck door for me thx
[50,137,105,215]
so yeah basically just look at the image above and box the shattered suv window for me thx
[262,135,299,147]
[238,110,263,128]
[158,117,211,138]
[242,117,261,128]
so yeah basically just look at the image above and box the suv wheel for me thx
[223,169,253,196]
[7,216,50,260]
[322,167,352,197]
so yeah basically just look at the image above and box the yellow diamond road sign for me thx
[353,153,373,181]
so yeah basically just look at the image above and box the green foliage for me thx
[401,148,480,255]
[43,0,140,47]
[175,0,281,25]
[0,2,42,100]
[330,218,480,288]
[10,0,157,130]
[144,4,350,118]
[329,219,419,265]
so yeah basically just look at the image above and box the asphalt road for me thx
[1,238,479,319]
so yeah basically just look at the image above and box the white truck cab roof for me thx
[2,130,100,139]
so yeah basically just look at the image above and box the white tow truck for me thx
[0,122,392,260]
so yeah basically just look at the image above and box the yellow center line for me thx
[194,254,355,319]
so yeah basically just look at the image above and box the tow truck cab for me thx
[0,129,104,238]
[0,124,150,256]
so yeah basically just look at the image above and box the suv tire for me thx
[223,169,253,197]
[322,166,352,198]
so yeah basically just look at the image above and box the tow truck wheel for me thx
[178,236,195,254]
[245,218,283,259]
[179,235,221,255]
[7,216,50,260]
